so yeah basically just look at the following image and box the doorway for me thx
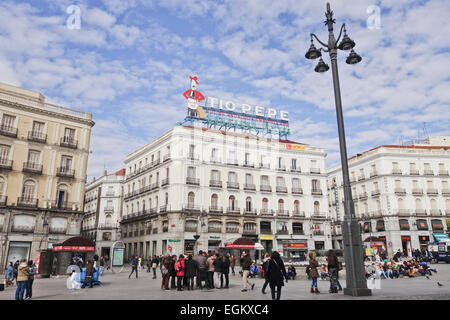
[401,236,411,257]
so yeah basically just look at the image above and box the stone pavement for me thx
[1,264,450,300]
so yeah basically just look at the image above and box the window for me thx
[61,156,72,170]
[376,220,385,231]
[211,148,218,161]
[292,178,300,188]
[0,145,10,163]
[278,199,284,211]
[22,180,36,200]
[312,179,320,191]
[313,201,320,214]
[27,150,40,164]
[211,170,219,181]
[245,174,253,185]
[32,121,44,134]
[277,177,285,187]
[260,221,271,231]
[261,175,269,186]
[262,198,269,209]
[187,167,196,178]
[291,159,297,170]
[188,192,195,208]
[228,172,237,183]
[211,194,218,208]
[278,157,283,169]
[294,200,300,212]
[416,219,428,230]
[63,127,75,142]
[1,114,15,130]
[431,219,444,231]
[246,197,252,212]
[189,144,195,157]
[245,153,250,165]
[399,219,409,230]
[229,195,237,210]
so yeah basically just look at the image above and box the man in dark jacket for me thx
[240,251,255,292]
[327,250,339,293]
[170,254,177,289]
[221,255,230,289]
[194,251,208,289]
[151,255,159,279]
[261,253,271,294]
[128,256,138,279]
[213,253,223,288]
[184,255,198,290]
[81,260,94,288]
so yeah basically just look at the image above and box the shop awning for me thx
[433,233,450,243]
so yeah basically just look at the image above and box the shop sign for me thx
[260,236,273,241]
[53,246,95,252]
[168,239,181,242]
[209,236,221,239]
[283,243,307,248]
[447,220,450,228]
[48,238,59,242]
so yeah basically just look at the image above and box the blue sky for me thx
[0,0,449,178]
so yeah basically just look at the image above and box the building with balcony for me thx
[327,136,450,258]
[81,169,125,258]
[119,125,331,261]
[0,82,94,268]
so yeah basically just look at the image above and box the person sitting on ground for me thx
[375,263,386,279]
[390,260,399,279]
[287,265,297,280]
[383,262,392,279]
[421,261,437,275]
[320,264,328,280]
[407,262,416,278]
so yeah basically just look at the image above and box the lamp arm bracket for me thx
[336,24,346,45]
[311,33,329,49]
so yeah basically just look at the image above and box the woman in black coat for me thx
[184,255,198,290]
[265,251,288,300]
[221,255,230,289]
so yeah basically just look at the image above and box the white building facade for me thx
[328,136,450,257]
[120,125,332,261]
[81,169,125,258]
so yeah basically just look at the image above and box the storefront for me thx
[401,235,411,257]
[184,239,195,256]
[419,235,430,249]
[7,241,31,266]
[282,241,307,261]
[208,239,221,254]
[260,235,273,256]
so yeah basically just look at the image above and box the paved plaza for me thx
[2,263,450,300]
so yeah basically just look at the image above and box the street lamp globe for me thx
[346,49,362,65]
[305,41,322,60]
[314,57,330,73]
[338,33,356,51]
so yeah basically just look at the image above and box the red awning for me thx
[225,243,255,249]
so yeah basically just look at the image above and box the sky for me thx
[0,0,449,178]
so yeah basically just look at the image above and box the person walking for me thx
[309,252,320,294]
[151,255,159,279]
[213,253,223,288]
[221,254,230,289]
[261,253,271,294]
[128,255,138,279]
[327,250,340,293]
[15,259,29,300]
[240,251,255,292]
[13,260,19,283]
[230,255,236,276]
[161,254,172,290]
[265,251,288,300]
[185,255,198,290]
[99,256,105,276]
[25,260,36,299]
[175,254,186,291]
[207,253,215,289]
[194,251,208,289]
[81,260,94,288]
[5,262,14,287]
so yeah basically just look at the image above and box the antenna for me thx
[423,122,429,139]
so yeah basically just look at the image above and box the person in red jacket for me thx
[175,254,186,291]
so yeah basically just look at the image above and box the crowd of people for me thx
[364,249,438,280]
[4,259,36,300]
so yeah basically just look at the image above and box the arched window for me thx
[165,193,169,205]
[415,198,422,210]
[246,197,252,212]
[229,195,237,210]
[278,199,284,211]
[211,194,218,208]
[105,214,112,226]
[56,183,69,208]
[142,200,146,211]
[22,179,36,201]
[188,192,195,208]
[294,200,300,213]
[314,201,320,214]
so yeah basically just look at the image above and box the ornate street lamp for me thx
[305,3,371,297]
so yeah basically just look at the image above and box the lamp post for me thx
[305,2,370,296]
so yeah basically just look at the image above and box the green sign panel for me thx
[168,239,181,242]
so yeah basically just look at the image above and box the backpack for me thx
[175,261,183,272]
